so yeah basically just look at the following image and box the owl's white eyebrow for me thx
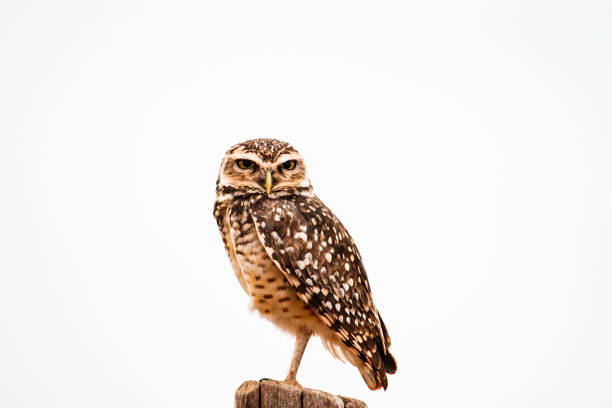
[274,154,300,164]
[228,152,263,163]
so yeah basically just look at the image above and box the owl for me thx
[214,138,396,390]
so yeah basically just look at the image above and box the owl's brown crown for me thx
[229,138,297,161]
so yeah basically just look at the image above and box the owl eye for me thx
[237,159,256,170]
[281,160,297,171]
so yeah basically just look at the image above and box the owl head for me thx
[216,138,311,201]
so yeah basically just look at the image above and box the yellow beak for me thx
[265,171,272,193]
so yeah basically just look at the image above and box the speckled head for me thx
[216,138,312,201]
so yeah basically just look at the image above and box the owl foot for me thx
[283,376,302,388]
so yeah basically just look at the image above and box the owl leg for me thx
[284,329,312,386]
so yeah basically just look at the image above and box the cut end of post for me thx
[235,379,368,408]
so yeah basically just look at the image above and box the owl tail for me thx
[379,313,397,375]
[357,347,397,390]
[383,351,397,374]
[358,313,397,390]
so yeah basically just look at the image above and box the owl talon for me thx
[283,378,302,388]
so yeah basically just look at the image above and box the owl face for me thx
[217,139,311,199]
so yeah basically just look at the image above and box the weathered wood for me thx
[234,380,368,408]
[235,381,260,408]
[260,380,301,407]
[302,387,343,408]
[339,396,368,408]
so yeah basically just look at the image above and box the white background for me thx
[1,1,611,407]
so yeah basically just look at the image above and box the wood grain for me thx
[235,381,259,408]
[234,380,368,408]
[260,380,301,408]
[339,396,368,408]
[302,387,344,408]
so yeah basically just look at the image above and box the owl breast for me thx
[227,205,328,337]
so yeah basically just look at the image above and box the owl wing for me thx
[250,194,396,389]
[213,200,249,294]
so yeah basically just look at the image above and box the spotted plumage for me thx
[214,138,396,390]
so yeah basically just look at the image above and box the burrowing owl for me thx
[214,138,396,390]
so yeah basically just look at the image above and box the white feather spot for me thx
[344,263,350,271]
[294,232,307,241]
[325,253,332,263]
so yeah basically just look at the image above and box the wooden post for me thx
[235,380,368,408]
